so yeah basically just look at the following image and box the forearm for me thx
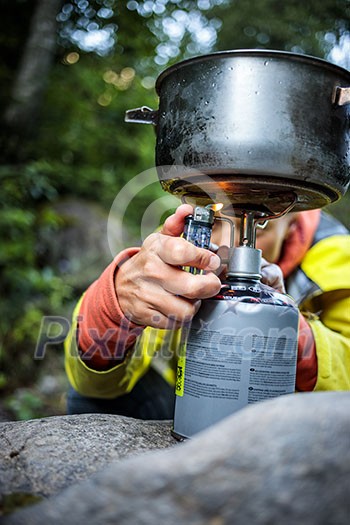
[297,235,350,389]
[76,248,144,370]
[64,248,153,397]
[65,316,141,399]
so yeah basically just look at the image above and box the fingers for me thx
[140,240,221,299]
[215,245,230,277]
[161,266,222,300]
[116,204,223,329]
[216,245,230,263]
[147,234,221,271]
[117,267,204,328]
[130,291,203,329]
[116,237,221,329]
[260,258,286,293]
[160,204,193,237]
[152,297,202,329]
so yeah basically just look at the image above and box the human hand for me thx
[115,204,221,328]
[260,258,286,293]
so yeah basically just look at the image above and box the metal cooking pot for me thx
[126,50,350,212]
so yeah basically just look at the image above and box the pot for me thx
[126,50,350,212]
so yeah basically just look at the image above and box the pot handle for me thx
[332,86,350,106]
[124,106,158,125]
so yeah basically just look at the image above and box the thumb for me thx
[161,204,193,237]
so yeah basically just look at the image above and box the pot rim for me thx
[155,48,350,94]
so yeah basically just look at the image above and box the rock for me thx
[0,414,175,500]
[2,392,350,524]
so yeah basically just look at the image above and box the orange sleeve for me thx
[77,248,145,371]
[296,314,317,391]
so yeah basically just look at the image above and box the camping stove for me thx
[172,201,299,439]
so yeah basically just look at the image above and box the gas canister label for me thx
[173,299,299,438]
[183,325,297,402]
[175,344,186,397]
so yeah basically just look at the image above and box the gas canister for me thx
[172,208,299,439]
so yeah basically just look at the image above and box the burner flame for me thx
[206,203,224,212]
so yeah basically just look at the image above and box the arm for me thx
[64,204,221,398]
[308,292,350,391]
[300,235,350,391]
[261,252,350,392]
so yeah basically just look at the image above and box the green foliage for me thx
[0,164,74,392]
[213,0,350,59]
[37,52,166,233]
[4,389,45,421]
[39,54,158,174]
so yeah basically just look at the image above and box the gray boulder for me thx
[2,392,350,524]
[0,414,175,500]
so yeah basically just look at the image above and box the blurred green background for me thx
[0,0,349,420]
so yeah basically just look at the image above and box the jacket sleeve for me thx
[300,235,350,391]
[64,248,155,399]
[64,297,145,399]
[65,314,170,399]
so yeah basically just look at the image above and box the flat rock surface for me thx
[0,414,176,499]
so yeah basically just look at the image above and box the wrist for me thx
[78,248,144,370]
